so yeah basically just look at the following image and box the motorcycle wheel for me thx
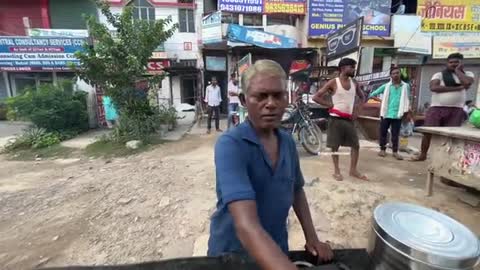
[300,126,322,155]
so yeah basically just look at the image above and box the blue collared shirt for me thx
[207,121,305,256]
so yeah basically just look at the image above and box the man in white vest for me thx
[313,58,368,181]
[369,67,410,160]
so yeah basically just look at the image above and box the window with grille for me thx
[221,12,239,24]
[242,14,263,27]
[267,14,296,26]
[179,9,195,32]
[129,0,155,21]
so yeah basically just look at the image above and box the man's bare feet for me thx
[378,150,386,157]
[333,173,343,181]
[349,171,369,181]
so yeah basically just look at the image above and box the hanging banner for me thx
[393,15,432,55]
[264,0,306,14]
[432,35,480,58]
[0,36,85,71]
[308,0,392,37]
[417,0,480,32]
[202,11,223,44]
[227,24,297,49]
[326,17,363,60]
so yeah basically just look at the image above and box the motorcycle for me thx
[281,98,324,155]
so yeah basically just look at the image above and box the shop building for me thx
[200,0,311,112]
[302,0,480,114]
[100,0,203,108]
[0,0,97,99]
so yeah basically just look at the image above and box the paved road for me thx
[0,121,30,148]
[0,121,29,137]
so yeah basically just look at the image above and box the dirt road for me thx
[0,133,479,270]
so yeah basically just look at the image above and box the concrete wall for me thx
[157,76,182,107]
[98,3,203,62]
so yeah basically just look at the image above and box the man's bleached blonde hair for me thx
[241,60,287,94]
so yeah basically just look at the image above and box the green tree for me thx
[74,0,176,141]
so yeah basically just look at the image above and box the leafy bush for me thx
[0,101,6,120]
[110,109,162,143]
[6,82,89,133]
[3,127,61,152]
[32,132,61,149]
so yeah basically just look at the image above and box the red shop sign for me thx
[147,60,170,73]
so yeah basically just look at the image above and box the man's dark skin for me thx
[232,72,333,270]
[312,63,367,181]
[413,57,474,161]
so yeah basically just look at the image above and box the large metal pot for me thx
[368,202,480,270]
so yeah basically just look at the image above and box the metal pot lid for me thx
[373,202,480,269]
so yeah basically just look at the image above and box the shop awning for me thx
[227,24,297,49]
[231,46,317,56]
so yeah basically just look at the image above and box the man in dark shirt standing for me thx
[208,60,333,270]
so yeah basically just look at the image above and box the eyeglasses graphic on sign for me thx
[327,24,358,56]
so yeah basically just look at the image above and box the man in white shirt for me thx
[412,53,474,161]
[227,73,240,129]
[205,77,222,134]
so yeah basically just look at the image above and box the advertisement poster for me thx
[218,0,305,14]
[393,15,432,55]
[238,53,252,76]
[202,12,223,44]
[433,35,480,58]
[308,0,392,37]
[227,24,297,49]
[326,17,363,60]
[264,0,306,14]
[0,36,85,71]
[417,0,480,32]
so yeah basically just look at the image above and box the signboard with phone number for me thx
[218,0,305,14]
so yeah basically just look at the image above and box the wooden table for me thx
[416,126,480,196]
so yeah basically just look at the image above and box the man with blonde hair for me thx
[208,60,333,269]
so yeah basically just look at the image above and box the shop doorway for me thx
[181,76,196,106]
[204,71,228,114]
